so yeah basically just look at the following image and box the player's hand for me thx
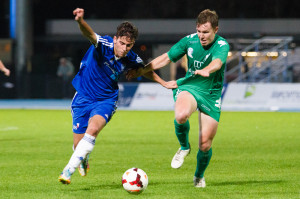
[73,8,84,22]
[194,69,210,77]
[3,68,10,76]
[126,68,144,80]
[163,80,178,89]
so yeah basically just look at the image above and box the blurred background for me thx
[0,0,300,101]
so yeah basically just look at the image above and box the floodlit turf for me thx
[0,110,299,199]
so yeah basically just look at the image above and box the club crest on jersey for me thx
[188,47,194,58]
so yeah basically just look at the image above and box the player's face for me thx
[113,36,135,58]
[196,22,218,47]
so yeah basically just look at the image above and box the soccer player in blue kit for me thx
[58,8,176,184]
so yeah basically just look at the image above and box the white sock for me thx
[64,134,96,174]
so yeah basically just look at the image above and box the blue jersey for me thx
[72,34,144,101]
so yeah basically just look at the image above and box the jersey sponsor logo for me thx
[104,61,120,81]
[194,60,204,69]
[192,53,210,70]
[218,40,227,47]
[188,47,194,58]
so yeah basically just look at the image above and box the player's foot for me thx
[193,176,206,188]
[78,156,90,176]
[58,169,72,184]
[171,147,191,169]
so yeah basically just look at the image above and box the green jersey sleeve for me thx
[167,36,188,63]
[212,39,230,64]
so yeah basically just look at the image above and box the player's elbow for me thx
[213,59,223,71]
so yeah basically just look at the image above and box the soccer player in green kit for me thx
[127,9,229,188]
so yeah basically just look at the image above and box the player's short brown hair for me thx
[116,21,139,41]
[197,9,219,29]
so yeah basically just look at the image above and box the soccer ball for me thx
[122,168,148,194]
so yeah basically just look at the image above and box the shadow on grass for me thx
[77,183,122,191]
[211,180,284,186]
[148,181,191,186]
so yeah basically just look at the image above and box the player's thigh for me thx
[198,111,218,150]
[175,91,197,119]
[86,100,117,137]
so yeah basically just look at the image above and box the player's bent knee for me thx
[175,113,189,124]
[86,126,101,137]
[199,142,212,152]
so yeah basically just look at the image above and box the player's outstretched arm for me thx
[73,8,97,45]
[145,53,171,72]
[126,53,171,80]
[143,71,177,89]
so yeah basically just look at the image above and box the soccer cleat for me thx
[193,176,206,188]
[58,169,72,184]
[78,156,90,176]
[171,147,191,169]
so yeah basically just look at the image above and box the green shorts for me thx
[172,87,222,122]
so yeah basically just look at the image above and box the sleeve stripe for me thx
[96,34,113,48]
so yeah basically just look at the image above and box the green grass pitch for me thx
[0,110,299,199]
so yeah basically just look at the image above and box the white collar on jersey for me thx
[114,55,121,60]
[114,54,127,61]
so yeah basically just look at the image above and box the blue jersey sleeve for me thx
[94,34,114,56]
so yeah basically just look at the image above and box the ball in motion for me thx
[122,168,148,194]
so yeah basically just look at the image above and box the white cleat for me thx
[171,148,191,169]
[193,176,206,188]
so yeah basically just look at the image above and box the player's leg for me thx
[171,91,197,169]
[59,115,106,184]
[75,115,107,177]
[59,99,117,184]
[72,133,89,176]
[194,112,218,187]
[76,115,106,176]
[73,133,84,149]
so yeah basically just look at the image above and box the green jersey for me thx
[168,33,229,121]
[168,33,229,94]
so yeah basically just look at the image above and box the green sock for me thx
[195,148,212,178]
[174,119,190,150]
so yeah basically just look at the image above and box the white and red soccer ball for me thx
[122,168,148,194]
